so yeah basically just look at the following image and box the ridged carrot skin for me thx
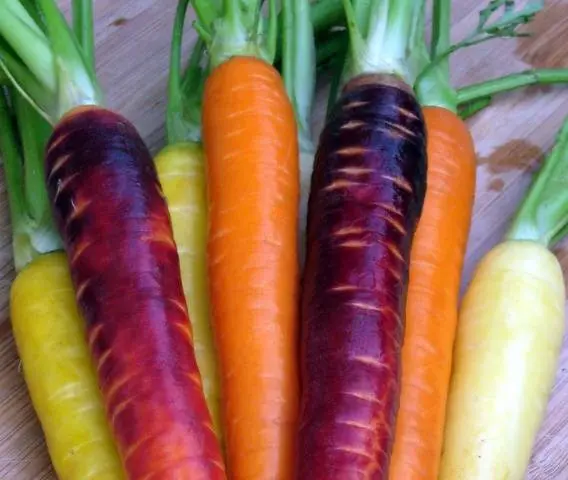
[11,252,125,480]
[440,241,565,480]
[44,106,225,479]
[297,74,427,479]
[389,107,476,480]
[202,56,300,479]
[154,143,223,441]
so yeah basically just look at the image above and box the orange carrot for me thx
[387,0,539,477]
[388,106,475,480]
[386,2,477,477]
[192,0,300,476]
[203,54,299,480]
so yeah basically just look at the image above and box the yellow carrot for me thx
[441,118,568,480]
[441,242,564,479]
[11,254,126,480]
[153,1,223,441]
[154,143,222,437]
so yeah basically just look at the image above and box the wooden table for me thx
[0,0,567,478]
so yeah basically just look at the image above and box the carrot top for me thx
[0,0,101,124]
[507,117,568,248]
[0,0,103,269]
[341,0,427,85]
[416,0,545,113]
[166,0,212,144]
[0,83,60,271]
[191,0,278,69]
[281,0,316,153]
[310,0,568,118]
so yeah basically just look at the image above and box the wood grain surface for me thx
[0,0,567,478]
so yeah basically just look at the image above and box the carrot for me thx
[440,117,568,480]
[154,0,223,442]
[386,106,475,480]
[387,1,472,478]
[296,1,428,478]
[0,82,125,480]
[0,1,225,477]
[389,3,553,479]
[191,0,301,477]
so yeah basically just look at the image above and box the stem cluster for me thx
[0,0,102,124]
[191,0,278,68]
[0,85,61,271]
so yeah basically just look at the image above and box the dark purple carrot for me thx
[297,1,428,478]
[45,106,225,479]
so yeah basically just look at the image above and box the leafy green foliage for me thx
[417,0,544,85]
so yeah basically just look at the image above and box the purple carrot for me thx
[297,74,427,479]
[45,106,225,479]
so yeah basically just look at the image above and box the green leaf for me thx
[417,0,544,87]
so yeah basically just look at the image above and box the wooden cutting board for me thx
[0,0,567,478]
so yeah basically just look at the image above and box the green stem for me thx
[551,218,568,248]
[315,31,348,72]
[223,0,241,36]
[193,0,272,68]
[507,117,568,247]
[415,0,457,111]
[311,0,344,36]
[167,0,204,144]
[72,0,95,74]
[15,93,52,224]
[0,0,102,123]
[274,0,343,65]
[192,0,220,33]
[0,87,27,235]
[282,0,316,152]
[431,0,450,59]
[266,0,278,63]
[0,2,56,92]
[0,85,61,271]
[326,47,347,117]
[459,96,492,119]
[457,69,568,104]
[342,0,426,85]
[180,39,207,97]
[20,0,45,29]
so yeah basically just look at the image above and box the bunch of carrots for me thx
[0,0,568,479]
